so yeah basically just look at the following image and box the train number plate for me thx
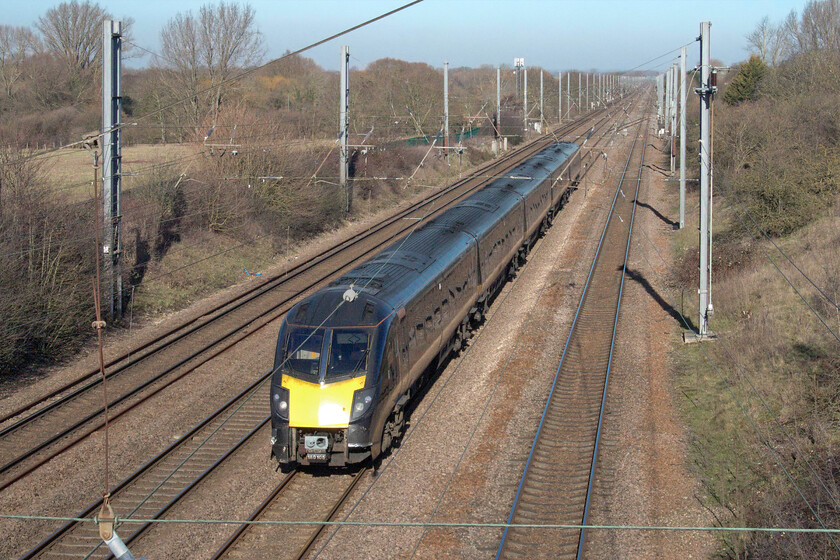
[307,453,328,462]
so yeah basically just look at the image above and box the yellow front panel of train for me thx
[281,374,366,428]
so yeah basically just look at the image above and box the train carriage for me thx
[270,141,580,468]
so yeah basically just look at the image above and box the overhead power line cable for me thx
[617,199,840,551]
[3,0,425,168]
[121,0,425,125]
[619,40,699,76]
[720,182,840,313]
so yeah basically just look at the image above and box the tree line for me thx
[0,1,265,147]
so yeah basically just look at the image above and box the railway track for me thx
[198,102,640,560]
[496,103,650,560]
[210,468,368,560]
[0,110,610,495]
[16,109,618,559]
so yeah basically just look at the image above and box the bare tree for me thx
[0,25,38,102]
[789,0,840,53]
[158,2,264,132]
[747,16,792,65]
[34,1,133,103]
[36,1,107,71]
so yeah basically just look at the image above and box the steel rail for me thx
[209,471,300,559]
[209,467,368,560]
[14,111,614,559]
[19,375,271,559]
[0,112,609,495]
[495,101,650,560]
[577,115,649,559]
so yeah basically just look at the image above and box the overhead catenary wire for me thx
[9,87,604,552]
[314,110,631,558]
[612,190,840,552]
[618,39,699,77]
[2,0,425,169]
[74,111,523,555]
[5,513,840,534]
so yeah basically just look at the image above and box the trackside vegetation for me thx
[5,1,580,376]
[674,1,840,557]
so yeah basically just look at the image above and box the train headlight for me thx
[350,388,376,421]
[272,387,290,420]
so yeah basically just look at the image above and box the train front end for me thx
[270,288,390,468]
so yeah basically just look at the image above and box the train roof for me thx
[285,287,393,328]
[485,141,579,197]
[287,142,579,326]
[329,223,475,307]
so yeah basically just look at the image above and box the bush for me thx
[0,149,95,375]
[723,56,768,105]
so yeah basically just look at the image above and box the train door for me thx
[381,335,398,400]
[397,314,409,383]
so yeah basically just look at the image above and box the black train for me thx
[270,142,581,468]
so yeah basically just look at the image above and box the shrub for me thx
[0,149,95,374]
[723,56,768,105]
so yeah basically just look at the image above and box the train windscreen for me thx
[326,330,369,378]
[284,327,324,377]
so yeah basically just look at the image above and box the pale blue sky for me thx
[4,0,808,71]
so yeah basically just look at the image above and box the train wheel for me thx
[381,409,405,454]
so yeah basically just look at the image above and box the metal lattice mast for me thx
[523,64,528,134]
[539,70,544,132]
[558,72,562,124]
[697,21,713,337]
[496,67,501,139]
[656,73,663,126]
[102,20,122,319]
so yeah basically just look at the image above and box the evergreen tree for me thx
[723,55,768,105]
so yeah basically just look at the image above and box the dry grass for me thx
[131,231,276,316]
[673,197,840,558]
[41,144,199,202]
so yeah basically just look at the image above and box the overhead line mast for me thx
[444,61,449,158]
[102,19,123,320]
[339,45,351,214]
[686,20,716,342]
